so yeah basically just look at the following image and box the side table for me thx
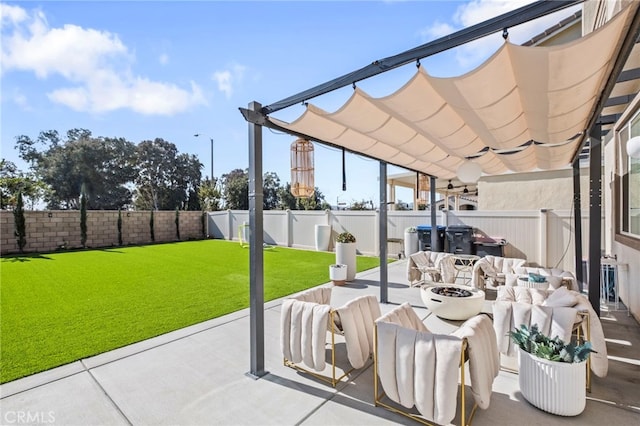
[450,254,480,286]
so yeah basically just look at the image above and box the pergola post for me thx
[247,101,267,379]
[429,176,438,251]
[588,123,602,317]
[379,161,388,304]
[572,159,584,292]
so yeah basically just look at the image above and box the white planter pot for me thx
[517,276,549,290]
[404,231,419,257]
[314,225,331,251]
[518,347,586,416]
[329,264,347,285]
[335,242,357,281]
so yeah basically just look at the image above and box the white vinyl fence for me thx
[207,209,594,275]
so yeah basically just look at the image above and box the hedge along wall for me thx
[0,210,205,255]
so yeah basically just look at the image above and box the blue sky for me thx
[1,0,579,208]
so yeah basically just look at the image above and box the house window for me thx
[620,111,640,239]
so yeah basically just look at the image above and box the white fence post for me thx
[285,209,292,247]
[540,209,549,267]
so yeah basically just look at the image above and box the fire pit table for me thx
[420,284,485,320]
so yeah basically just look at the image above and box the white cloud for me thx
[419,21,456,41]
[419,0,581,72]
[1,5,205,115]
[10,89,30,110]
[48,70,205,115]
[0,3,28,27]
[159,53,169,65]
[212,63,246,99]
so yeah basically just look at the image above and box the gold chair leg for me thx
[284,310,357,387]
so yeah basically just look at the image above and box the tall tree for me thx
[198,178,222,211]
[15,129,136,209]
[263,172,281,210]
[134,138,202,210]
[220,170,284,210]
[0,160,46,209]
[13,192,26,252]
[80,185,87,247]
[350,199,374,210]
[277,183,297,210]
[297,186,330,210]
[221,168,249,210]
[277,183,330,210]
[117,209,123,246]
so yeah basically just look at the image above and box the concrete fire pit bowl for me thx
[420,284,485,321]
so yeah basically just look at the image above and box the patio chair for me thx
[494,286,608,389]
[280,287,381,387]
[471,255,526,289]
[407,251,455,287]
[512,266,578,291]
[374,303,499,426]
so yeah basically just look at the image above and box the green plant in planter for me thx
[336,231,356,243]
[405,226,417,233]
[510,324,594,363]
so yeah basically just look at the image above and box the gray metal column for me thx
[572,159,584,292]
[430,176,437,250]
[247,101,267,378]
[588,123,602,317]
[379,161,388,304]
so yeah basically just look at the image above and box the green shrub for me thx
[117,209,123,246]
[175,208,180,240]
[510,324,594,363]
[149,210,155,242]
[13,192,26,253]
[80,187,87,248]
[336,231,356,243]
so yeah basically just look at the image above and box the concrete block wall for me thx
[0,210,205,255]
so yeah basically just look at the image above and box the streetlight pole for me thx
[194,133,214,180]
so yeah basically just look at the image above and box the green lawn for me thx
[0,240,382,383]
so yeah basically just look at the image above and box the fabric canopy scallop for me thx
[268,3,635,179]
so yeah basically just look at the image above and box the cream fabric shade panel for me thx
[270,4,635,180]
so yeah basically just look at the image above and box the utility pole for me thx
[194,134,214,180]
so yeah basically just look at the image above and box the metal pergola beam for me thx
[617,67,640,82]
[588,123,602,317]
[246,101,267,379]
[571,4,640,163]
[599,114,622,125]
[262,0,582,115]
[604,93,638,107]
[430,177,437,251]
[379,162,388,304]
[572,159,584,292]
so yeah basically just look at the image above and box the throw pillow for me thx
[542,286,578,307]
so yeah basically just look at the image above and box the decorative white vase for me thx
[335,242,357,281]
[404,231,419,257]
[518,347,586,416]
[329,264,347,285]
[314,224,331,251]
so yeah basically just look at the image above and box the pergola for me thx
[240,0,640,378]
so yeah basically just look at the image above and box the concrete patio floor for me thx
[1,260,639,425]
